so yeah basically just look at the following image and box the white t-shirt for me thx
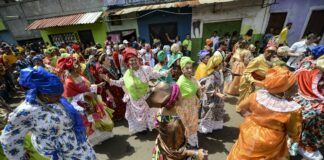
[287,40,316,69]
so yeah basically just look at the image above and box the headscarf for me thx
[206,54,223,75]
[277,46,290,57]
[198,50,210,61]
[312,45,324,59]
[60,52,70,58]
[296,69,324,100]
[157,50,167,62]
[19,67,86,144]
[72,44,80,52]
[167,53,182,68]
[59,48,67,53]
[32,55,43,62]
[316,55,324,71]
[206,38,212,46]
[180,56,194,69]
[122,47,137,64]
[163,45,171,52]
[263,66,296,94]
[57,56,74,70]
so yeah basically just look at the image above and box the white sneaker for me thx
[298,147,323,160]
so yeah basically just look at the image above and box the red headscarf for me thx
[296,69,324,100]
[57,56,74,71]
[123,47,137,64]
[72,44,80,52]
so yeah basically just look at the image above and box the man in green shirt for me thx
[182,34,192,57]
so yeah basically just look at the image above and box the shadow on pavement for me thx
[134,129,158,142]
[113,119,128,128]
[94,135,135,159]
[198,126,239,155]
[224,96,238,105]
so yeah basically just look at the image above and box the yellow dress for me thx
[237,54,270,111]
[194,63,208,81]
[224,49,250,95]
[227,91,301,160]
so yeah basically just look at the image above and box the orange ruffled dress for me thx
[227,91,302,160]
[224,49,251,95]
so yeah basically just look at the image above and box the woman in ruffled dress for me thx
[106,48,169,134]
[176,57,202,148]
[199,54,225,134]
[57,56,114,146]
[292,52,324,160]
[151,82,208,160]
[227,67,302,159]
[0,67,96,159]
[224,40,251,95]
[97,54,126,121]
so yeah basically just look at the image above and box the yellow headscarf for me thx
[180,56,194,69]
[206,54,223,75]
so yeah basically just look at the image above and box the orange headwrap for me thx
[263,66,296,94]
[206,39,213,47]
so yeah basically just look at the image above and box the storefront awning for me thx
[26,11,102,30]
[104,1,200,16]
[104,0,235,16]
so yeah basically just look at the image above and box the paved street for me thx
[94,96,242,160]
[8,93,321,160]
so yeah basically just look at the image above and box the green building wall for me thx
[40,22,108,46]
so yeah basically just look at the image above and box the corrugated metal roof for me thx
[104,0,235,16]
[26,11,102,30]
[104,1,200,16]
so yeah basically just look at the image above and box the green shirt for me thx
[182,39,192,51]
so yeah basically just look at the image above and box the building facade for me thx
[269,0,324,45]
[190,0,270,60]
[0,0,104,45]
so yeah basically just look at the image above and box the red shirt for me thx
[112,51,120,68]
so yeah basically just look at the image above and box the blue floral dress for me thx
[0,100,96,160]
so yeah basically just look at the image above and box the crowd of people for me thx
[0,21,323,160]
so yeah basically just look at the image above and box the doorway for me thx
[202,20,242,41]
[78,30,95,47]
[303,10,324,39]
[266,12,287,35]
[149,22,177,45]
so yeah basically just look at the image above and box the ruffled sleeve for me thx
[0,103,35,160]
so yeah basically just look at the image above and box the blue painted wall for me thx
[0,30,17,45]
[137,7,192,44]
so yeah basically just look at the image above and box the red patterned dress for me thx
[97,65,126,120]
